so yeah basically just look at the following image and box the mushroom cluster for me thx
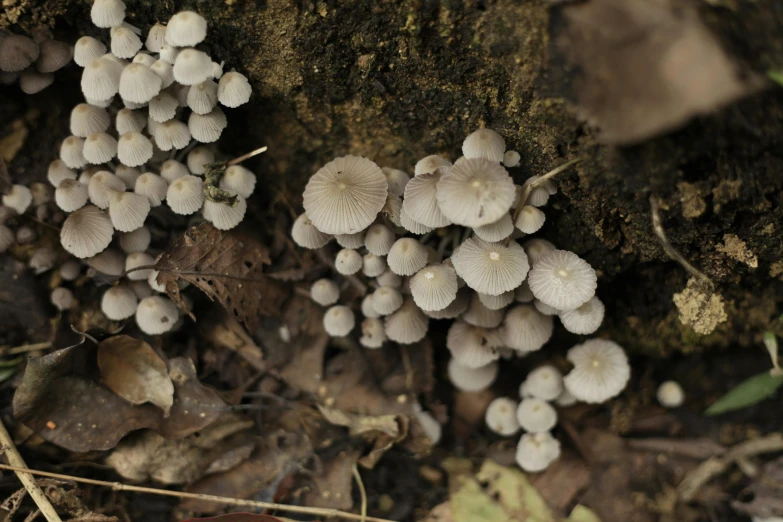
[0,28,73,94]
[292,128,631,473]
[2,4,255,337]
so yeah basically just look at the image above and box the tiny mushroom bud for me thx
[515,205,546,234]
[310,279,340,306]
[485,397,521,436]
[51,287,75,311]
[503,150,521,168]
[136,295,179,334]
[101,285,138,320]
[125,251,154,281]
[323,305,355,337]
[186,146,214,175]
[335,249,363,275]
[462,128,505,163]
[516,398,557,433]
[657,381,685,408]
[291,213,331,249]
[361,294,380,319]
[218,71,252,107]
[563,339,630,404]
[58,260,82,281]
[160,160,190,183]
[29,247,58,274]
[515,432,561,473]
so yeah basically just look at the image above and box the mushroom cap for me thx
[657,381,685,408]
[474,213,514,242]
[188,107,227,142]
[159,44,180,65]
[335,249,363,275]
[74,36,106,67]
[424,287,470,319]
[359,317,386,349]
[60,205,114,258]
[186,146,214,175]
[555,389,578,407]
[83,132,118,164]
[559,296,604,335]
[302,155,388,235]
[478,290,514,310]
[173,48,212,86]
[527,249,597,311]
[372,286,403,315]
[119,226,151,253]
[451,237,529,296]
[117,131,154,167]
[447,358,498,392]
[160,160,190,183]
[108,191,150,232]
[414,155,451,176]
[564,339,630,404]
[0,35,39,72]
[81,57,122,100]
[2,185,32,215]
[91,0,126,27]
[485,397,521,436]
[132,53,157,68]
[291,213,331,249]
[187,79,218,114]
[88,171,125,209]
[58,260,82,281]
[361,294,380,319]
[202,196,247,230]
[101,285,138,320]
[399,204,434,235]
[155,119,191,151]
[461,293,505,328]
[381,167,410,196]
[217,71,251,107]
[387,238,428,276]
[110,26,142,59]
[70,103,111,138]
[501,304,553,353]
[29,247,58,274]
[446,320,502,368]
[376,269,402,289]
[310,279,340,306]
[384,298,429,344]
[410,263,458,312]
[136,296,179,334]
[60,136,87,169]
[402,170,451,228]
[435,158,515,227]
[522,238,556,266]
[360,254,387,279]
[335,231,365,249]
[515,205,546,234]
[219,165,256,199]
[364,223,396,256]
[532,298,559,315]
[515,280,534,302]
[503,150,521,168]
[116,108,146,135]
[148,91,178,123]
[147,269,166,292]
[323,305,355,337]
[521,365,564,401]
[145,23,167,52]
[86,249,125,276]
[462,128,505,163]
[150,59,175,88]
[516,398,557,433]
[166,175,204,215]
[19,69,54,94]
[380,195,402,227]
[515,432,561,473]
[125,251,155,281]
[134,173,168,207]
[166,11,208,47]
[116,165,142,189]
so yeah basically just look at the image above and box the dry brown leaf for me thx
[98,335,174,415]
[155,223,287,330]
[732,455,783,518]
[304,450,361,511]
[0,119,28,163]
[160,357,227,439]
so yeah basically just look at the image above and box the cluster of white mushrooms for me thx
[0,28,72,94]
[292,128,632,472]
[1,2,255,336]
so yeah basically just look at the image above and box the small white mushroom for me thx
[125,251,155,281]
[217,71,252,107]
[91,0,126,28]
[447,358,498,392]
[160,160,190,183]
[117,132,154,167]
[166,175,204,215]
[188,107,227,143]
[70,104,110,138]
[187,79,218,114]
[134,173,168,207]
[485,397,520,436]
[60,205,114,258]
[384,298,428,344]
[410,263,457,312]
[563,339,630,404]
[657,381,685,408]
[165,11,208,47]
[81,57,122,100]
[186,146,214,175]
[136,295,179,334]
[55,179,89,212]
[521,365,564,401]
[323,305,355,337]
[173,48,213,86]
[436,158,515,227]
[503,150,521,168]
[528,249,597,311]
[559,296,605,335]
[516,398,557,433]
[119,62,162,103]
[202,197,247,230]
[291,213,331,249]
[446,320,502,368]
[74,37,106,67]
[219,165,256,199]
[119,226,151,253]
[155,119,191,151]
[50,287,75,311]
[360,317,386,349]
[515,432,561,473]
[362,253,387,278]
[371,286,403,315]
[461,293,505,328]
[402,170,450,228]
[451,237,529,296]
[387,238,428,276]
[2,185,32,215]
[414,154,451,176]
[335,249,363,275]
[145,23,167,53]
[108,191,150,232]
[150,59,175,88]
[88,171,125,209]
[83,132,118,164]
[515,205,545,234]
[60,136,87,169]
[115,108,146,135]
[148,91,178,122]
[86,249,125,276]
[462,128,505,163]
[102,285,139,320]
[110,26,142,59]
[310,279,339,306]
[501,305,553,353]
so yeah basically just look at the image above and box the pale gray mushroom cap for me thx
[160,160,190,183]
[515,205,546,234]
[0,35,39,72]
[187,79,218,114]
[291,213,331,249]
[186,146,214,175]
[50,287,74,311]
[564,339,630,404]
[83,132,118,164]
[522,365,564,401]
[485,397,520,436]
[302,155,388,235]
[335,231,365,249]
[60,136,87,169]
[29,247,58,274]
[335,248,362,275]
[387,237,428,276]
[402,170,451,228]
[533,299,559,316]
[362,253,387,277]
[323,305,355,337]
[461,293,504,328]
[165,11,208,47]
[86,249,125,276]
[102,285,139,320]
[474,213,514,242]
[108,191,150,232]
[219,165,256,199]
[503,150,521,168]
[70,103,110,138]
[446,320,502,368]
[217,71,252,107]
[424,287,470,319]
[657,381,685,408]
[527,249,597,311]
[149,91,178,122]
[166,175,204,215]
[478,290,514,310]
[88,171,124,209]
[202,197,247,231]
[361,294,380,319]
[150,59,175,88]
[462,128,505,163]
[380,194,402,227]
[522,238,556,266]
[19,69,54,94]
[58,260,82,281]
[136,295,179,334]
[173,48,213,86]
[451,237,529,296]
[110,26,142,59]
[91,0,126,28]
[74,36,106,67]
[125,251,155,281]
[119,226,151,253]
[435,158,515,227]
[501,304,553,353]
[447,358,498,392]
[188,107,227,143]
[372,286,403,315]
[516,398,557,433]
[116,108,146,135]
[381,167,410,196]
[2,185,32,215]
[48,159,77,186]
[555,389,578,407]
[310,279,340,306]
[81,57,122,100]
[559,296,605,335]
[115,165,140,188]
[410,263,458,312]
[134,173,168,207]
[117,131,153,167]
[364,223,395,256]
[360,317,386,349]
[515,432,561,473]
[376,269,402,289]
[146,23,167,52]
[384,298,429,344]
[414,155,452,176]
[60,205,114,258]
[399,204,434,235]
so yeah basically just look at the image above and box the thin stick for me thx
[0,422,63,522]
[649,196,712,287]
[353,464,368,522]
[0,464,394,522]
[509,158,582,227]
[228,146,268,166]
[0,342,51,356]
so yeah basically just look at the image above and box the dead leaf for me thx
[732,455,783,518]
[155,223,287,330]
[304,450,360,511]
[201,308,267,372]
[549,0,764,144]
[160,357,227,439]
[0,119,28,163]
[98,335,174,415]
[529,451,591,515]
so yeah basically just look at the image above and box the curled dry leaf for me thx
[98,335,174,415]
[154,223,287,330]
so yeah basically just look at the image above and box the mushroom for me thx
[55,179,89,212]
[533,299,559,316]
[402,170,450,228]
[86,249,125,275]
[657,381,685,408]
[387,238,428,276]
[559,296,605,335]
[110,26,142,59]
[19,69,54,94]
[436,158,515,227]
[108,191,150,232]
[50,287,75,311]
[74,37,106,67]
[173,48,213,86]
[2,185,32,215]
[60,136,87,169]
[150,59,175,88]
[447,358,498,392]
[563,339,630,404]
[361,294,380,319]
[136,296,179,334]
[202,197,247,230]
[478,290,514,311]
[485,397,521,436]
[376,269,402,289]
[446,320,502,368]
[29,247,57,274]
[188,107,227,142]
[58,260,82,281]
[124,251,155,281]
[514,205,546,234]
[0,35,39,72]
[70,104,111,138]
[521,238,556,266]
[119,226,151,253]
[462,128,505,163]
[361,253,387,277]
[219,165,256,199]
[119,63,162,104]
[462,293,505,328]
[187,79,218,114]
[410,263,458,312]
[335,249,362,275]
[166,175,204,215]
[424,287,470,319]
[520,365,564,401]
[527,249,597,311]
[474,214,514,242]
[91,0,126,28]
[515,432,561,473]
[380,194,402,226]
[516,398,557,433]
[501,304,553,353]
[371,286,403,315]
[451,237,529,296]
[159,44,180,65]
[503,150,521,168]
[155,119,191,150]
[83,132,118,164]
[132,53,157,67]
[48,160,77,186]
[335,231,365,249]
[381,167,410,196]
[360,317,386,348]
[186,146,214,175]
[134,173,168,207]
[149,91,178,123]
[217,71,252,108]
[291,213,331,249]
[81,57,123,100]
[88,171,125,209]
[310,279,340,306]
[117,132,154,167]
[165,11,208,47]
[399,205,434,235]
[116,108,146,135]
[145,23,167,52]
[323,305,355,337]
[555,389,578,407]
[414,155,451,176]
[60,205,114,258]
[384,298,429,344]
[102,286,139,320]
[160,160,190,183]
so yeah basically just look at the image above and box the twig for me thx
[649,196,712,287]
[678,433,783,502]
[352,464,367,522]
[227,146,268,166]
[0,464,394,522]
[627,438,726,460]
[0,342,52,356]
[509,158,582,228]
[0,421,63,522]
